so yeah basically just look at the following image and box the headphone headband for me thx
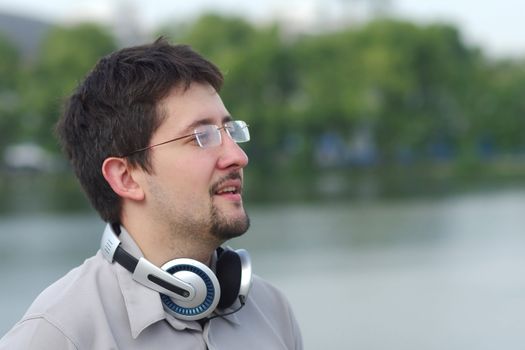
[101,224,197,300]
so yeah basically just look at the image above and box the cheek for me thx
[165,157,215,193]
[151,149,217,190]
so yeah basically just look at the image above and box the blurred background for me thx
[1,0,525,348]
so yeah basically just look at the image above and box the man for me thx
[0,38,302,349]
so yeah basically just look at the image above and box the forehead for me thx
[157,82,230,135]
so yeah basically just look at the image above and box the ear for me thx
[102,157,145,201]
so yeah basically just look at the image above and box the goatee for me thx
[209,203,250,240]
[209,172,250,240]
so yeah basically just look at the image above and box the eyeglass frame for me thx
[120,120,250,158]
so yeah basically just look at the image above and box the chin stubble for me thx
[209,200,250,240]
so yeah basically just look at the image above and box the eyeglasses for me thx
[122,120,250,157]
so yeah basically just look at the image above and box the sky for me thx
[0,0,524,59]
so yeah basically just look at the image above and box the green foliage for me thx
[471,60,525,150]
[3,14,525,184]
[19,23,117,150]
[0,34,22,151]
[0,34,19,90]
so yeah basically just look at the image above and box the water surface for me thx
[1,190,524,349]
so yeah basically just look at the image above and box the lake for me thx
[1,189,525,349]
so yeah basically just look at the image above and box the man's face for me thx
[140,82,250,243]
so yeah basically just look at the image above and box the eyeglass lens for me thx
[195,121,250,148]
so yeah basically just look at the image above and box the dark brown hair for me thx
[56,37,223,223]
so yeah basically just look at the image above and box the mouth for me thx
[211,174,243,201]
[215,185,241,195]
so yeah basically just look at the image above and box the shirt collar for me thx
[113,226,168,338]
[113,226,199,337]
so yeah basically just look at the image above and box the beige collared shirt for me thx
[0,229,302,349]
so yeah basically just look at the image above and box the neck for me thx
[121,214,221,267]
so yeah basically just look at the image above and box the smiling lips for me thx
[213,179,242,201]
[217,186,238,194]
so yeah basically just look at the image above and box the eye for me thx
[187,136,199,145]
[196,130,211,145]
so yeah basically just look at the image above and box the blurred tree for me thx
[292,28,364,132]
[365,21,481,162]
[0,34,21,152]
[470,60,525,154]
[0,34,19,90]
[292,19,483,164]
[19,23,117,150]
[1,12,524,201]
[159,14,525,179]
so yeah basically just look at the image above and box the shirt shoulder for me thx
[0,315,78,350]
[236,275,303,349]
[1,252,121,348]
[249,275,296,319]
[25,252,115,315]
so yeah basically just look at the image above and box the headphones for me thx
[100,223,252,321]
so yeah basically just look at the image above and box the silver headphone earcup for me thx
[235,249,252,303]
[160,258,220,321]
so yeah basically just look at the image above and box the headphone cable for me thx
[206,296,246,321]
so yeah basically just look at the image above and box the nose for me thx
[216,129,249,170]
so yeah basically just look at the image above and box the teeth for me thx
[218,186,236,194]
